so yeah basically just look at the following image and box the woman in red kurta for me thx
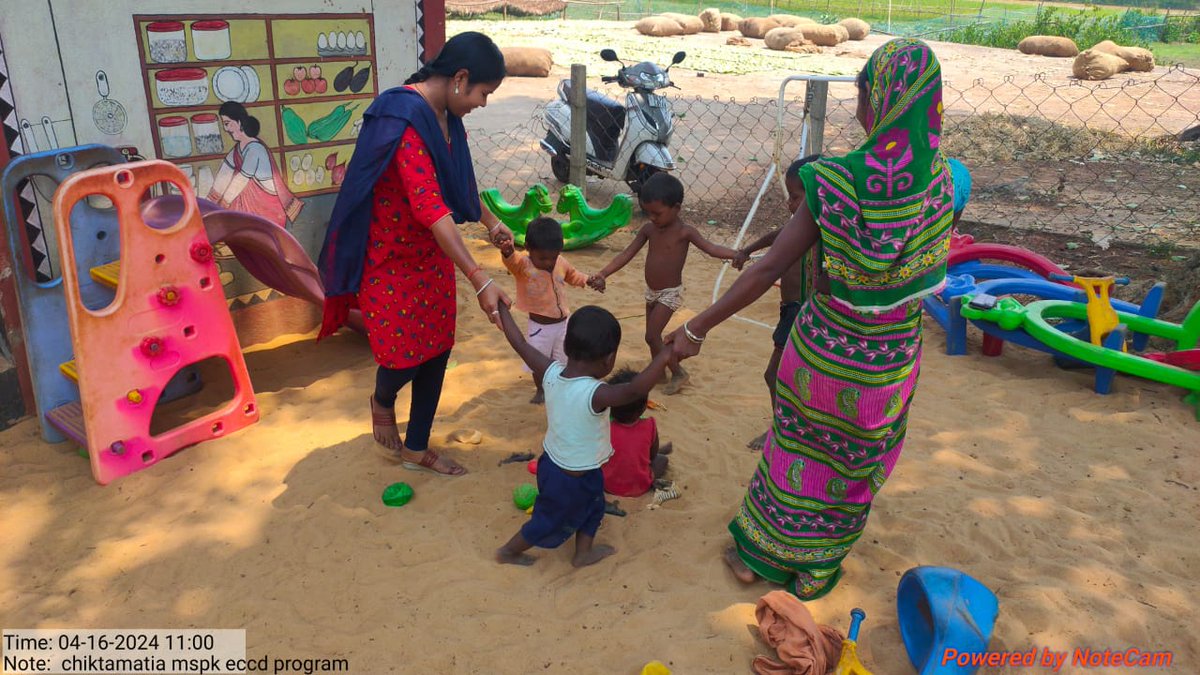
[321,33,511,477]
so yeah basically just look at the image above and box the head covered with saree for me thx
[798,38,953,313]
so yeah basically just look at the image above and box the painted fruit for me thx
[283,78,301,95]
[308,65,322,79]
[314,78,328,94]
[325,152,338,171]
[293,66,307,81]
[301,78,316,94]
[331,162,347,185]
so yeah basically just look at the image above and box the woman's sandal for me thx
[370,396,403,455]
[402,449,467,477]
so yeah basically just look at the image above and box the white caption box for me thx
[3,629,246,674]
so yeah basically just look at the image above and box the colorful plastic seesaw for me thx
[961,276,1200,419]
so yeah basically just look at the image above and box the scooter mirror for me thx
[671,51,686,64]
[600,49,619,62]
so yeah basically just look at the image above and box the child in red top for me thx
[602,368,672,497]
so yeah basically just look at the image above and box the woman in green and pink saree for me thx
[669,38,954,599]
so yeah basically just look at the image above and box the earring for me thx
[454,84,460,95]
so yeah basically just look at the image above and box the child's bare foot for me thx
[572,544,616,568]
[496,547,536,566]
[663,368,690,395]
[530,390,545,405]
[746,432,768,451]
[370,396,402,452]
[723,547,757,583]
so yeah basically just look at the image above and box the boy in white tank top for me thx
[494,303,671,567]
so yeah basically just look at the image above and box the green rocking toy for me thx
[479,183,633,250]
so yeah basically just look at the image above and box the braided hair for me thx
[405,31,506,85]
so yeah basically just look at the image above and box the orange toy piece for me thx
[52,161,259,484]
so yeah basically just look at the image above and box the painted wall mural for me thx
[133,14,376,223]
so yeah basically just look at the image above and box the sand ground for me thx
[1,231,1198,674]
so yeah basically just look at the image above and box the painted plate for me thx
[239,66,260,103]
[213,66,247,103]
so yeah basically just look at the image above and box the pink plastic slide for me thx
[141,196,364,334]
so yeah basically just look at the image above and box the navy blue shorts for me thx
[520,453,605,549]
[773,301,804,349]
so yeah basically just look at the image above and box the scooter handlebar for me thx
[601,75,619,83]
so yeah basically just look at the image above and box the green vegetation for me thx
[1151,41,1200,67]
[940,7,1155,49]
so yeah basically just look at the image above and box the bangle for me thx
[464,265,483,280]
[683,321,705,344]
[475,278,493,296]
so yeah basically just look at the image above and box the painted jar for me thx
[191,113,224,155]
[158,116,192,158]
[191,20,232,61]
[147,21,187,64]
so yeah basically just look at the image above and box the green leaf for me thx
[1066,242,1080,250]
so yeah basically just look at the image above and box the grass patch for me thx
[1150,41,1200,67]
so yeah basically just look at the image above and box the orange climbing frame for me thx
[53,160,258,484]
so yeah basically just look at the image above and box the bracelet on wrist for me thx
[683,321,705,344]
[475,278,494,296]
[465,265,483,280]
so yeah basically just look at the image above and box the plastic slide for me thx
[141,195,364,334]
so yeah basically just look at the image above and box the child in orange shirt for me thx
[602,368,672,497]
[500,217,601,403]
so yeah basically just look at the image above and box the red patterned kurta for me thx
[358,126,455,369]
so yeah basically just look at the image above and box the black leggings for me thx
[373,350,451,452]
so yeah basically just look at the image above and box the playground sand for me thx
[1,234,1197,673]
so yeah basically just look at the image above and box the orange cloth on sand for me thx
[752,591,844,675]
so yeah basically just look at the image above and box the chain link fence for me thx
[470,66,1200,299]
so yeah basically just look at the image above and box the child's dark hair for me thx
[525,217,564,252]
[638,172,684,208]
[607,368,647,423]
[405,32,506,85]
[565,306,621,362]
[786,154,820,181]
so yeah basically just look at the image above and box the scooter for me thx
[540,48,685,194]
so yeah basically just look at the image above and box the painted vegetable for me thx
[334,63,356,92]
[281,106,308,145]
[332,162,347,185]
[350,66,371,93]
[325,152,338,171]
[306,103,358,142]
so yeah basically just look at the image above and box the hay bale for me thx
[785,43,823,54]
[726,35,752,46]
[769,14,813,27]
[699,7,722,32]
[720,12,743,31]
[1017,35,1079,58]
[797,23,843,47]
[839,17,870,40]
[1073,49,1128,80]
[499,47,553,77]
[739,17,780,39]
[1092,40,1155,72]
[636,16,683,37]
[661,12,703,34]
[832,24,850,43]
[765,26,807,51]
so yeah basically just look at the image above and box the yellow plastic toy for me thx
[641,661,671,675]
[1049,273,1130,350]
[834,609,873,675]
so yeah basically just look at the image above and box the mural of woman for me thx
[206,101,302,226]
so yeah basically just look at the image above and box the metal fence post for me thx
[804,80,829,158]
[569,63,588,195]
